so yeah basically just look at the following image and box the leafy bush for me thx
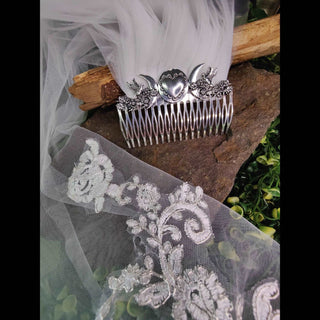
[225,0,280,242]
[225,116,280,242]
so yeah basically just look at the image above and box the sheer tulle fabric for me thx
[40,0,233,97]
[42,127,279,320]
[40,1,279,319]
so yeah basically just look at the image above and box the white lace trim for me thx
[95,181,233,320]
[67,139,114,213]
[67,138,280,320]
[252,280,280,320]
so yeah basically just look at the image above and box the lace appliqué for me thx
[67,139,279,320]
[67,139,114,213]
[95,180,233,320]
[252,280,280,320]
[68,140,163,213]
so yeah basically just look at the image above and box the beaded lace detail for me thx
[252,280,280,320]
[67,138,279,320]
[67,139,114,213]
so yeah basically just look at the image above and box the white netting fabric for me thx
[40,1,279,319]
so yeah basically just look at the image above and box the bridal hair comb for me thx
[116,64,233,148]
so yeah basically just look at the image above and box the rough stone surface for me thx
[82,63,280,202]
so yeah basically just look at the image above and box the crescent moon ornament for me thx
[188,63,205,84]
[116,64,233,147]
[139,74,158,90]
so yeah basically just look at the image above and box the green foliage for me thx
[40,236,95,320]
[107,293,169,320]
[246,0,280,74]
[248,1,268,22]
[218,241,240,261]
[250,53,280,74]
[227,0,280,242]
[225,116,280,243]
[40,237,62,278]
[93,266,109,286]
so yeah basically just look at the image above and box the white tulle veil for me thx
[40,1,279,319]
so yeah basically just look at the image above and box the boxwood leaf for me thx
[62,295,77,313]
[218,241,240,261]
[53,304,64,320]
[56,285,68,301]
[256,155,268,165]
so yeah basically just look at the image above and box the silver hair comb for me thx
[116,63,233,148]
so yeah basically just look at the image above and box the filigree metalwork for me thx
[116,64,234,147]
[117,64,233,112]
[117,88,158,112]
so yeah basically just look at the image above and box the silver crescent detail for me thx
[117,64,233,148]
[188,63,205,83]
[139,74,158,90]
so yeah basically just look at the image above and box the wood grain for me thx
[68,66,123,111]
[232,14,280,65]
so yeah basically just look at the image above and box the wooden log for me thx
[68,14,280,111]
[68,66,123,111]
[232,14,280,65]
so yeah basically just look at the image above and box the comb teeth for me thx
[117,94,233,148]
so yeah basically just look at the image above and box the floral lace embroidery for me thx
[95,182,233,320]
[252,280,280,320]
[67,139,163,213]
[67,139,114,213]
[67,139,279,320]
